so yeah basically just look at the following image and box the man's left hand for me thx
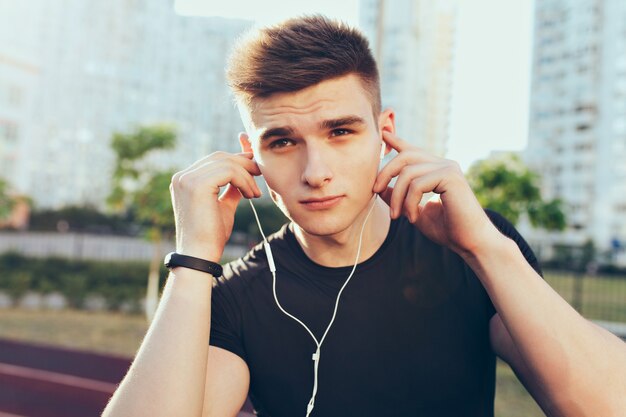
[372,130,502,257]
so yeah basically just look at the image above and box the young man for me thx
[103,16,626,417]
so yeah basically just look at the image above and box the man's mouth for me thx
[299,195,344,209]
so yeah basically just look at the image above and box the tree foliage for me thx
[29,205,137,234]
[107,124,177,237]
[0,177,16,221]
[467,154,566,231]
[234,198,289,243]
[107,123,178,322]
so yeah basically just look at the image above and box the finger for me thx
[225,163,261,198]
[374,161,441,201]
[179,158,261,198]
[218,183,243,211]
[224,152,262,177]
[390,164,452,220]
[373,156,440,194]
[234,153,262,177]
[381,129,412,153]
[400,171,446,219]
[403,181,426,224]
[183,162,259,199]
[389,169,415,219]
[182,151,259,177]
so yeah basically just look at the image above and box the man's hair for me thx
[226,15,381,117]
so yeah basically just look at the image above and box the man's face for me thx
[240,73,392,237]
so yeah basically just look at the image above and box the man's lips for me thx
[299,195,345,209]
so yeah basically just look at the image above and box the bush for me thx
[0,253,167,311]
[5,271,33,299]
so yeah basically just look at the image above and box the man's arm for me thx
[489,313,553,413]
[476,235,626,416]
[102,269,251,417]
[102,268,212,417]
[374,129,626,416]
[102,151,262,417]
[202,346,250,417]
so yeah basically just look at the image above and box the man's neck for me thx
[292,197,391,268]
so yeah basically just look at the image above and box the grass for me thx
[0,308,547,417]
[545,272,626,322]
[494,360,544,417]
[0,308,148,357]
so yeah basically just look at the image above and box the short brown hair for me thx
[226,15,381,116]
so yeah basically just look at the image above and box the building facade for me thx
[525,0,626,258]
[0,0,251,209]
[359,0,458,156]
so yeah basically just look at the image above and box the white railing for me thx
[0,232,247,261]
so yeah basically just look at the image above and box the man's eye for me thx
[331,128,352,136]
[269,138,294,148]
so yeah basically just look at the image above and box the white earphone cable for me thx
[248,194,378,417]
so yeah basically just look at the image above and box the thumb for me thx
[218,184,243,211]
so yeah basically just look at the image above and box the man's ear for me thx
[378,108,396,135]
[239,132,253,153]
[378,108,395,158]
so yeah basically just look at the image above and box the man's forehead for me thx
[240,79,373,133]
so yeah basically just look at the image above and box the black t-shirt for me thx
[209,210,541,417]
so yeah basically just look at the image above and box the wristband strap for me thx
[164,252,223,277]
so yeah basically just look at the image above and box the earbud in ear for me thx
[379,142,386,161]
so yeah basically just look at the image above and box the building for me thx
[0,47,39,194]
[525,0,626,260]
[359,0,458,156]
[0,0,251,209]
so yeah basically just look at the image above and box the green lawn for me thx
[544,271,626,322]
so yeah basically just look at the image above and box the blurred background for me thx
[0,0,625,416]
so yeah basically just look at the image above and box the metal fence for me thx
[545,272,626,324]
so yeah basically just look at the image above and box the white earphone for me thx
[249,198,376,417]
[247,141,384,416]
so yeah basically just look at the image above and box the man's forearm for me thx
[464,233,626,416]
[102,268,212,417]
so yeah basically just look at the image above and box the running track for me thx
[0,338,254,417]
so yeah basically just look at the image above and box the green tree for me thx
[29,205,136,234]
[0,177,16,223]
[107,124,177,322]
[467,154,566,230]
[234,199,289,245]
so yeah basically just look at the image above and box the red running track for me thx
[0,338,254,417]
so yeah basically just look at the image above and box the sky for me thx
[175,0,534,171]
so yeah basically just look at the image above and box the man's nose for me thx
[301,146,332,188]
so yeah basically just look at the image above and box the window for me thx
[0,122,18,143]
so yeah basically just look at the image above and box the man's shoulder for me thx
[216,222,292,287]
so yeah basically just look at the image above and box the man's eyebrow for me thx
[258,116,366,142]
[321,116,366,130]
[259,126,295,142]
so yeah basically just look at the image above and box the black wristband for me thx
[164,252,223,277]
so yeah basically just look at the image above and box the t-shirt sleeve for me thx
[485,209,543,276]
[209,271,248,363]
[483,209,544,318]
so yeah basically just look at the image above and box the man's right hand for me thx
[170,151,262,262]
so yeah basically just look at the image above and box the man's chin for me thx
[290,214,352,238]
